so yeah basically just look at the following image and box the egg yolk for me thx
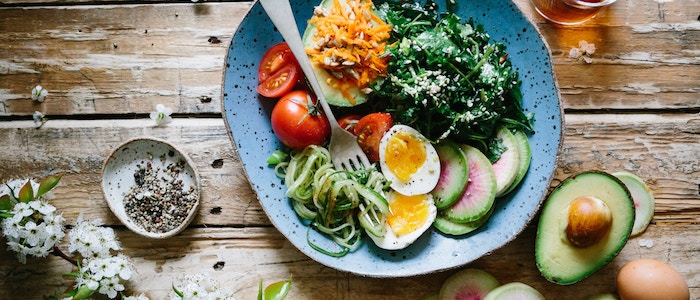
[384,132,426,181]
[387,194,430,236]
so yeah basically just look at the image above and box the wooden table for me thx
[1,0,698,299]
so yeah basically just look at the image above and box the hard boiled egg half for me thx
[379,125,441,196]
[368,190,438,250]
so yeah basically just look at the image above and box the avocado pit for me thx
[565,196,612,247]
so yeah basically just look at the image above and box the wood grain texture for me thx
[0,2,251,116]
[1,0,699,117]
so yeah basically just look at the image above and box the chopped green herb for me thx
[266,149,289,165]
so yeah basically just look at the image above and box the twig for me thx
[52,246,78,266]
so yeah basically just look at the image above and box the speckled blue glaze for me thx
[222,0,562,277]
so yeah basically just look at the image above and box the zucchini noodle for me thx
[274,145,390,254]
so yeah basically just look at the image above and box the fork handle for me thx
[258,0,339,125]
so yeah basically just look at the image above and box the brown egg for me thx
[616,259,690,300]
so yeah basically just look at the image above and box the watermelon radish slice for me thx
[439,268,500,300]
[483,282,545,300]
[491,126,521,197]
[500,130,531,196]
[434,204,494,236]
[443,145,496,223]
[612,171,655,236]
[432,140,469,210]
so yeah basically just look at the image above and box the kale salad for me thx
[369,0,534,161]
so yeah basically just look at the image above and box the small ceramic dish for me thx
[102,137,201,239]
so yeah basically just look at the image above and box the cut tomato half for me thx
[257,64,299,98]
[355,112,393,162]
[258,43,298,83]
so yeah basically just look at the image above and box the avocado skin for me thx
[535,171,634,285]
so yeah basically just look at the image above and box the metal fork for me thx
[259,0,371,171]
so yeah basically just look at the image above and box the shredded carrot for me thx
[305,0,391,105]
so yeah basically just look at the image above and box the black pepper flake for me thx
[123,156,198,234]
[213,261,225,270]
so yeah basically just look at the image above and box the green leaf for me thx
[18,180,34,203]
[257,279,264,300]
[263,276,292,300]
[62,272,81,278]
[37,174,63,198]
[172,283,184,298]
[69,285,95,300]
[0,194,13,211]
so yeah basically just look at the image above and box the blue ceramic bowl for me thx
[222,0,562,277]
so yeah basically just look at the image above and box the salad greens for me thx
[370,0,534,160]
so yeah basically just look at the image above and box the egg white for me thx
[368,191,437,250]
[378,125,441,196]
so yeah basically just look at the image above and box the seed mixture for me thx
[123,154,198,234]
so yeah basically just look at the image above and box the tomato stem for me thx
[291,94,324,126]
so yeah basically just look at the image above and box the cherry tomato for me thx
[337,114,362,134]
[258,43,297,83]
[257,64,299,98]
[354,112,393,162]
[271,90,331,150]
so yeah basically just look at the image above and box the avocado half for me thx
[301,0,371,107]
[535,171,635,285]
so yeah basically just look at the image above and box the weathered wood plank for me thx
[0,113,698,226]
[1,224,698,299]
[515,0,700,110]
[2,0,700,117]
[0,2,252,116]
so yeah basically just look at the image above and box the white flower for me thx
[33,111,46,128]
[75,270,100,291]
[171,273,235,300]
[569,40,596,64]
[2,218,21,239]
[13,202,34,219]
[30,199,56,215]
[0,188,65,264]
[99,275,125,298]
[77,253,134,299]
[114,254,133,280]
[150,104,173,126]
[578,40,596,55]
[22,221,44,247]
[31,85,48,102]
[89,256,118,281]
[69,214,121,259]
